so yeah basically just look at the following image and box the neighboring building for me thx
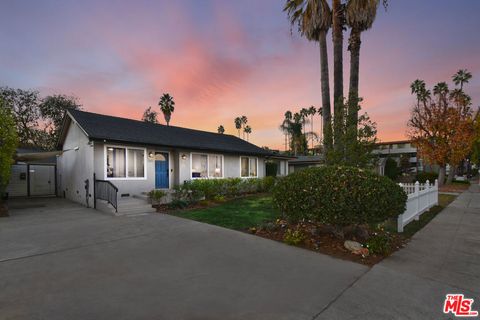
[372,140,421,176]
[288,155,324,173]
[56,110,290,207]
[6,148,58,198]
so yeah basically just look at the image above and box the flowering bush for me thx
[272,166,407,226]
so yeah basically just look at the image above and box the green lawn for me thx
[173,195,279,230]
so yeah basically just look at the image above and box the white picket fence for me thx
[397,180,439,232]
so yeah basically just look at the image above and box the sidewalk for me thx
[317,184,480,319]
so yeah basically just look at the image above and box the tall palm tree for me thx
[452,69,472,91]
[284,0,333,151]
[234,117,242,138]
[217,125,225,134]
[433,82,449,105]
[283,111,293,152]
[308,105,317,149]
[300,107,309,137]
[244,125,252,141]
[331,0,344,153]
[410,79,427,107]
[158,93,175,126]
[241,115,248,139]
[345,0,380,140]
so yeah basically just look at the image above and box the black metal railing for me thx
[93,173,118,213]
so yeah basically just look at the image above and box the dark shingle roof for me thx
[66,109,272,156]
[289,155,324,164]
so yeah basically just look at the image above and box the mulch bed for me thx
[253,220,408,266]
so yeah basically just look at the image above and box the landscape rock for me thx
[344,240,363,253]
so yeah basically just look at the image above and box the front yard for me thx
[172,193,457,265]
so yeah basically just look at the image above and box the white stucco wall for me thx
[57,122,94,206]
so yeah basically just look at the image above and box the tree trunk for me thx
[447,164,456,184]
[319,30,332,153]
[438,166,446,187]
[347,28,361,147]
[332,0,344,155]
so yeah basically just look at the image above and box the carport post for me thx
[93,173,96,209]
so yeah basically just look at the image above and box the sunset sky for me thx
[1,0,479,150]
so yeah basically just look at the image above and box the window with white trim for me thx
[106,147,145,179]
[191,153,223,178]
[241,156,257,177]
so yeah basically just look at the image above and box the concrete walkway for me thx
[317,184,480,319]
[0,198,367,320]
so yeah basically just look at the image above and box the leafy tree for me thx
[0,87,41,146]
[39,94,81,149]
[142,106,159,124]
[217,125,225,134]
[399,154,411,174]
[408,70,476,186]
[0,98,18,205]
[234,117,242,138]
[327,99,378,168]
[284,0,333,151]
[158,93,175,126]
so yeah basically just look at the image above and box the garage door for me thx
[6,164,56,197]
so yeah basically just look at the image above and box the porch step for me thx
[95,197,156,216]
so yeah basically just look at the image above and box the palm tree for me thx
[410,79,428,107]
[331,0,344,153]
[234,117,242,138]
[433,82,449,105]
[452,69,472,91]
[284,0,332,152]
[158,93,175,126]
[217,125,225,134]
[282,111,293,152]
[300,107,309,137]
[345,0,380,140]
[308,106,317,149]
[241,115,248,139]
[244,125,252,141]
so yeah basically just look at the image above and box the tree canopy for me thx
[0,97,18,198]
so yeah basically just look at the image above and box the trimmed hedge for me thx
[416,172,438,184]
[178,177,275,200]
[272,166,407,226]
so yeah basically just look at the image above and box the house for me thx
[56,109,290,207]
[288,155,324,173]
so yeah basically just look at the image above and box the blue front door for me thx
[155,152,169,189]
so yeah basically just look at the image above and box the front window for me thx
[241,157,257,178]
[106,146,145,179]
[191,153,223,178]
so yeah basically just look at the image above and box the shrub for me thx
[265,161,278,177]
[416,172,438,184]
[272,166,407,226]
[384,157,399,181]
[148,189,166,201]
[283,229,306,245]
[365,233,391,255]
[178,177,274,200]
[168,199,189,210]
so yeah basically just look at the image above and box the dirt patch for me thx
[440,183,469,193]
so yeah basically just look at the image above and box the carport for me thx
[6,148,60,198]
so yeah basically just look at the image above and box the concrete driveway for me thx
[0,198,367,320]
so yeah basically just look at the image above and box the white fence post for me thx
[414,181,420,221]
[425,180,430,206]
[434,179,439,205]
[397,214,404,233]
